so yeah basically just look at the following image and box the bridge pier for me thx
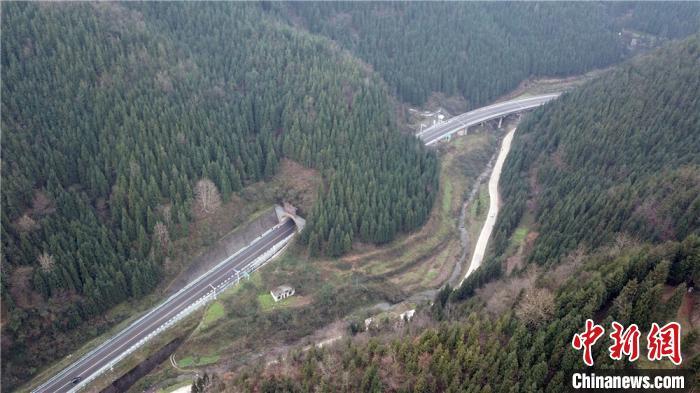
[498,117,503,128]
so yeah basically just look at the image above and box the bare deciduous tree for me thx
[194,178,222,215]
[15,214,38,232]
[32,191,53,214]
[153,221,169,251]
[37,252,55,272]
[516,287,555,328]
[160,204,172,224]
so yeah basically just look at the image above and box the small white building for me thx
[364,317,374,331]
[400,309,415,322]
[270,285,295,302]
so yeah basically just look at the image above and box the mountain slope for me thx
[217,35,700,393]
[492,34,700,267]
[276,2,700,106]
[1,3,436,389]
[227,237,699,392]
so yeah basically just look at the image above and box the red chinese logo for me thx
[572,319,605,366]
[572,320,683,366]
[647,322,682,365]
[608,322,640,362]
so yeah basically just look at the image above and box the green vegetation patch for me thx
[441,180,453,214]
[201,302,225,328]
[257,293,276,311]
[177,357,194,368]
[511,227,529,247]
[197,355,220,365]
[470,187,488,216]
[177,354,220,368]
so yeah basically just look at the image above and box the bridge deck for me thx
[419,94,560,145]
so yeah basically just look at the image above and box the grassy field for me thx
[511,227,529,247]
[177,354,219,368]
[200,302,225,328]
[257,292,300,311]
[257,293,277,311]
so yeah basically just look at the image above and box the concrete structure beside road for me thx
[270,285,295,302]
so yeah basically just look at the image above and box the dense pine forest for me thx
[275,2,699,107]
[1,3,437,388]
[491,34,700,269]
[220,35,700,393]
[2,2,700,391]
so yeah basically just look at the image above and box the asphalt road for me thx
[419,94,560,145]
[32,219,297,393]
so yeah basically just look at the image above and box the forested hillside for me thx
[214,36,700,392]
[230,238,699,392]
[275,2,700,107]
[607,2,700,39]
[491,34,700,268]
[3,3,700,391]
[1,3,436,388]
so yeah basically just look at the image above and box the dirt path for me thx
[460,127,516,284]
[170,385,191,393]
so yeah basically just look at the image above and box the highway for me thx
[32,219,297,393]
[418,94,560,145]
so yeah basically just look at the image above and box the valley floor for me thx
[31,73,600,393]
